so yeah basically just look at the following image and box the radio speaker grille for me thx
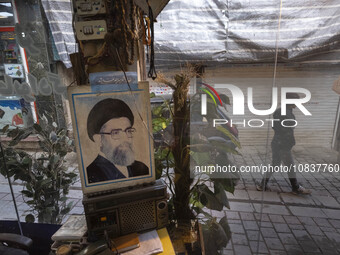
[120,200,156,234]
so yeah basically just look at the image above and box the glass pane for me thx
[153,1,340,254]
[0,28,33,129]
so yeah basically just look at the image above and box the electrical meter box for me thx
[75,20,107,41]
[75,0,107,16]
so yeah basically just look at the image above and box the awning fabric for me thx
[154,0,340,68]
[41,0,77,68]
[41,0,340,69]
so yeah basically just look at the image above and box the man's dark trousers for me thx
[262,140,299,190]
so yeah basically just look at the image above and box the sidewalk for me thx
[221,145,340,255]
[0,146,339,254]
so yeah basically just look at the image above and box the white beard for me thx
[107,142,135,166]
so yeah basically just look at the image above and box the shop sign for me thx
[0,72,67,102]
[4,64,24,78]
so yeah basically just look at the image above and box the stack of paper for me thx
[52,215,87,242]
[111,233,140,253]
[122,230,163,255]
[51,215,87,253]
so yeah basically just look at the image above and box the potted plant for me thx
[152,67,240,254]
[0,115,77,224]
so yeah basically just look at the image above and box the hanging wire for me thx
[146,0,157,80]
[256,0,284,254]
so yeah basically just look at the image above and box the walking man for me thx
[257,93,311,194]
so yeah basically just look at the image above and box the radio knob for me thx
[158,201,166,210]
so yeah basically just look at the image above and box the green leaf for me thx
[153,106,163,116]
[25,214,35,223]
[21,190,33,197]
[198,184,223,211]
[190,151,211,166]
[26,184,32,191]
[215,126,241,149]
[37,157,49,161]
[8,130,24,146]
[58,150,67,157]
[153,117,168,127]
[202,228,219,255]
[214,182,230,209]
[189,143,214,153]
[208,139,241,155]
[60,207,71,215]
[22,156,32,165]
[66,172,77,179]
[156,167,163,179]
[219,94,230,105]
[219,216,232,244]
[38,141,50,152]
[60,201,74,215]
[7,128,19,138]
[9,129,33,146]
[150,92,156,98]
[57,128,65,136]
[50,155,61,165]
[60,196,68,202]
[192,206,213,220]
[213,178,238,194]
[33,123,43,133]
[211,221,229,248]
[190,132,208,144]
[1,125,10,133]
[40,179,51,186]
[153,117,169,133]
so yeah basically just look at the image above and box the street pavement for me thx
[220,145,340,255]
[0,146,339,254]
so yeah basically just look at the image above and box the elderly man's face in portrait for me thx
[96,117,135,166]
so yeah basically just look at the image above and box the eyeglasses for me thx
[99,127,136,140]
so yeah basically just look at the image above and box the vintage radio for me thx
[83,179,168,238]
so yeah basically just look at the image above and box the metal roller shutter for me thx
[205,65,340,147]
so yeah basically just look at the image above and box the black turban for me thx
[87,98,134,141]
